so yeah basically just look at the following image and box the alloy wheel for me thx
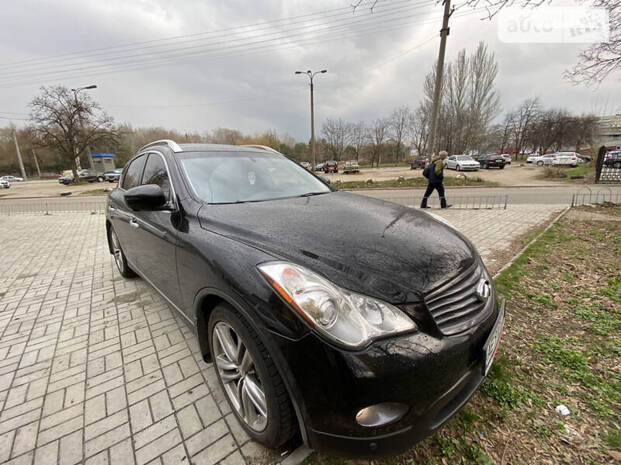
[110,230,124,273]
[212,322,268,432]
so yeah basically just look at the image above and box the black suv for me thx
[106,140,504,457]
[477,154,505,169]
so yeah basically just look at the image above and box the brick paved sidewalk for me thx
[0,206,562,465]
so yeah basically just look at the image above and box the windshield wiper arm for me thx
[298,191,328,198]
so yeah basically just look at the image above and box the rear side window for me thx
[121,155,146,190]
[142,154,171,200]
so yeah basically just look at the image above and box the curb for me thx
[492,206,571,280]
[279,445,313,465]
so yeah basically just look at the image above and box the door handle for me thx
[130,219,140,229]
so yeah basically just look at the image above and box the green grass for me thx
[338,176,498,189]
[604,429,621,450]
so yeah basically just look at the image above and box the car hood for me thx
[197,191,477,304]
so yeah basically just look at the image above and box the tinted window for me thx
[121,155,146,190]
[142,154,171,200]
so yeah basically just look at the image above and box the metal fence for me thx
[387,194,508,210]
[570,188,621,207]
[0,197,107,215]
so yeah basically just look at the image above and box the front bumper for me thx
[277,297,504,457]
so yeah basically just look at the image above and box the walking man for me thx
[421,150,450,209]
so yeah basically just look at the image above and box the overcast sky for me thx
[0,0,618,141]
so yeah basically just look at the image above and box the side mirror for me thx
[319,176,331,185]
[124,184,167,211]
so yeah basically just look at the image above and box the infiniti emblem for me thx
[476,279,491,301]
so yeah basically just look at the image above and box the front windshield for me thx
[457,156,471,160]
[180,151,331,204]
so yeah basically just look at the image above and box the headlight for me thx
[258,262,417,349]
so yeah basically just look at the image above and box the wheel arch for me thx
[105,220,113,254]
[193,287,310,444]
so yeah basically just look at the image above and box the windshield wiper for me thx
[298,191,328,198]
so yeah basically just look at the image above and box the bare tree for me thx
[508,97,539,158]
[388,106,411,161]
[347,121,367,161]
[29,86,116,181]
[368,118,388,167]
[409,104,430,157]
[566,0,620,84]
[322,118,348,161]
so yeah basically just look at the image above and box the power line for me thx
[2,0,395,69]
[0,7,473,88]
[0,1,434,81]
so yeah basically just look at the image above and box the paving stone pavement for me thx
[0,205,563,465]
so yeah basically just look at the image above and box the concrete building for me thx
[597,114,621,149]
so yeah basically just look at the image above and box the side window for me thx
[142,153,171,200]
[121,155,146,190]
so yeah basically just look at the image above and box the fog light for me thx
[355,402,409,427]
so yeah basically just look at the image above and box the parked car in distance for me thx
[106,140,504,457]
[529,154,556,166]
[314,163,325,172]
[300,161,311,170]
[323,160,338,173]
[604,150,621,168]
[410,158,427,169]
[58,169,104,184]
[500,154,512,164]
[551,152,580,167]
[1,175,24,182]
[342,160,360,174]
[526,153,540,163]
[445,155,480,171]
[477,154,505,169]
[104,168,123,183]
[0,178,10,189]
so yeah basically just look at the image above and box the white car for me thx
[300,161,311,170]
[551,152,580,167]
[500,154,512,164]
[529,154,556,166]
[0,178,10,189]
[526,153,540,163]
[445,155,480,171]
[1,175,24,182]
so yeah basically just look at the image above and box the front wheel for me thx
[537,161,544,166]
[457,165,461,171]
[209,305,295,448]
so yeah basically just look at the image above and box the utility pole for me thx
[71,85,97,170]
[12,126,27,181]
[428,0,452,159]
[32,148,42,178]
[295,70,327,168]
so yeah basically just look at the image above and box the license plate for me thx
[483,300,505,376]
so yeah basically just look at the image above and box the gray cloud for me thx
[1,0,618,140]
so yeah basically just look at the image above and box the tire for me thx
[97,176,104,182]
[108,227,137,278]
[457,165,461,171]
[499,165,505,169]
[208,305,295,448]
[537,161,544,166]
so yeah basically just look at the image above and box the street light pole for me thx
[295,70,327,168]
[71,84,97,170]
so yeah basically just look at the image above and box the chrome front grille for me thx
[424,262,492,335]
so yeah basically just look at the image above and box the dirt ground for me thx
[322,163,566,187]
[0,179,114,199]
[0,164,564,199]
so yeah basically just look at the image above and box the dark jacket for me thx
[429,157,445,183]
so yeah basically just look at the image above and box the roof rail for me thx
[242,145,280,154]
[138,139,183,153]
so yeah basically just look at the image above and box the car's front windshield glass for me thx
[457,156,470,160]
[179,151,331,204]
